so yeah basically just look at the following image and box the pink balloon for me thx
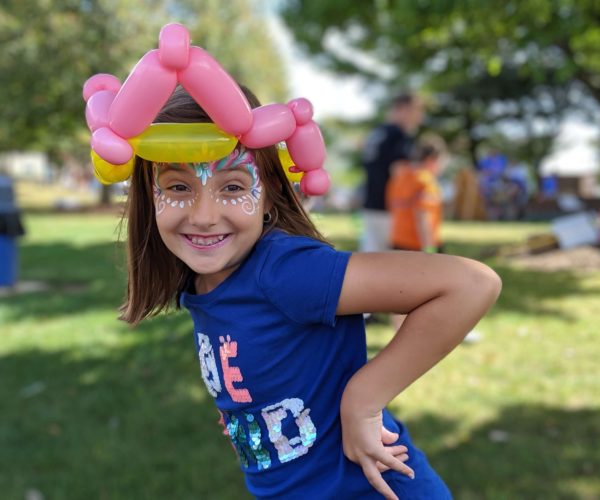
[287,98,313,126]
[239,104,296,148]
[82,23,331,196]
[300,169,330,196]
[286,121,326,171]
[85,90,116,132]
[109,50,177,138]
[159,23,189,70]
[82,73,121,102]
[179,47,252,136]
[91,127,133,165]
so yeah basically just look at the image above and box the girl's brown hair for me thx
[119,86,329,325]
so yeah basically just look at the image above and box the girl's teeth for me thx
[190,235,225,246]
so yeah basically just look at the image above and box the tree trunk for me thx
[464,111,479,168]
[99,184,111,205]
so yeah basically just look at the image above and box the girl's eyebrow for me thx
[214,164,252,176]
[155,163,195,175]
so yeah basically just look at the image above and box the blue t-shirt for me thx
[180,230,451,499]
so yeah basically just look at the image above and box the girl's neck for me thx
[194,272,227,295]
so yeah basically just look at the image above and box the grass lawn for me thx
[1,212,599,499]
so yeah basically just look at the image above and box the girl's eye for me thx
[168,184,190,193]
[224,184,244,193]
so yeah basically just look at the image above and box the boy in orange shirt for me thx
[386,135,447,253]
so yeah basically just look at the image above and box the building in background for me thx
[0,152,51,182]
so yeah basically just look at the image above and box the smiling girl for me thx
[85,25,501,500]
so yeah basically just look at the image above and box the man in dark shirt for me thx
[360,94,424,252]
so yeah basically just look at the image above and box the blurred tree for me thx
[0,0,161,162]
[279,0,600,179]
[0,0,286,203]
[180,0,288,104]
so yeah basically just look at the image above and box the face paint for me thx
[213,148,262,215]
[193,147,261,202]
[153,163,168,215]
[194,163,213,186]
[153,147,262,218]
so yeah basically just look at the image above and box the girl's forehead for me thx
[154,147,259,176]
[154,162,193,173]
[154,161,255,176]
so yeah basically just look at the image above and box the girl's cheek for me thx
[154,191,198,217]
[214,194,261,216]
[217,180,263,216]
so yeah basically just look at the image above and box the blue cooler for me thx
[0,176,25,287]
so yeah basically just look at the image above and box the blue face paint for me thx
[191,146,258,192]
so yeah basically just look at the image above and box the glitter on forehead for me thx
[194,163,213,185]
[192,146,257,186]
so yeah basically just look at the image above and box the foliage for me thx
[0,0,287,163]
[1,213,599,499]
[0,0,159,161]
[176,0,288,105]
[279,0,600,172]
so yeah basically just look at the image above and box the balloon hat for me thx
[83,23,330,196]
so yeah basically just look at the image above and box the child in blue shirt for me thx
[84,24,501,500]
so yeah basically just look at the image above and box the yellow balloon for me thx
[130,123,237,162]
[277,147,303,183]
[91,151,134,184]
[90,123,304,184]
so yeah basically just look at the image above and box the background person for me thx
[386,135,447,253]
[360,94,424,252]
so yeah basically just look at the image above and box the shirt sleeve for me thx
[257,234,351,327]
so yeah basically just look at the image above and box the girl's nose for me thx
[188,192,219,228]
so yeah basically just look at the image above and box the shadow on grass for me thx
[407,405,600,500]
[8,239,598,325]
[444,241,600,321]
[0,315,250,500]
[489,263,600,321]
[4,241,127,322]
[2,318,598,499]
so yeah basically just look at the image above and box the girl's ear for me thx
[263,196,274,217]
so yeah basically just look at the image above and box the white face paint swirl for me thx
[240,182,262,216]
[152,164,167,216]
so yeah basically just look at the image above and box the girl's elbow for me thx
[447,258,501,306]
[470,261,502,305]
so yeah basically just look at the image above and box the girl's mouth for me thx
[183,234,230,249]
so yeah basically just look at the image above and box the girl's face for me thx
[152,148,267,293]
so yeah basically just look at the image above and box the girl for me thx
[85,23,500,499]
[386,134,448,254]
[115,87,500,500]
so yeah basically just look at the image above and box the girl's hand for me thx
[378,426,410,472]
[341,405,415,500]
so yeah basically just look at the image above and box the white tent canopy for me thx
[540,121,599,176]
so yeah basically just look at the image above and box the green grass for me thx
[2,213,599,499]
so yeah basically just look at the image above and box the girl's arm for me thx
[336,251,501,499]
[413,208,435,250]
